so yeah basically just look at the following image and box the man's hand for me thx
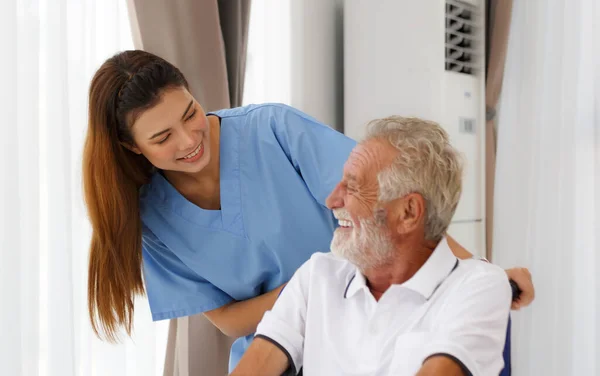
[505,267,535,310]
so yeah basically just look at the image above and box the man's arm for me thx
[411,264,512,376]
[230,337,289,376]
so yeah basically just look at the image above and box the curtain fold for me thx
[219,0,252,108]
[126,1,251,374]
[493,0,599,374]
[1,0,167,375]
[127,0,250,111]
[485,0,514,261]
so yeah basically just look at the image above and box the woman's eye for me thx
[157,134,170,144]
[186,109,197,121]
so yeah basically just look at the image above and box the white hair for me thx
[364,116,464,241]
[331,208,394,270]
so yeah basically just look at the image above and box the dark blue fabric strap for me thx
[500,316,512,376]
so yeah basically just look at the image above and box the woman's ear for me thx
[120,142,142,155]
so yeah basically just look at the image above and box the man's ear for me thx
[392,193,426,235]
[120,142,142,155]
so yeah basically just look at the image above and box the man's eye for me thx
[158,134,170,144]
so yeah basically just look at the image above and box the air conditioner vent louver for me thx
[445,0,480,75]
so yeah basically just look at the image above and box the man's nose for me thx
[325,183,344,209]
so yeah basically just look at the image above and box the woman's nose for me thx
[179,127,196,150]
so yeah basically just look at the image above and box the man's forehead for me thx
[342,146,368,180]
[343,140,396,178]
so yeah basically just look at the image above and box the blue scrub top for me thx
[139,103,357,370]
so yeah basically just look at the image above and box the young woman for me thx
[83,50,534,371]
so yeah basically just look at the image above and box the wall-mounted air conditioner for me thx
[344,0,486,255]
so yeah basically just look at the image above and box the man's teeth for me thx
[183,143,202,159]
[338,219,353,228]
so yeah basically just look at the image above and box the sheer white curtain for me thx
[0,0,167,375]
[243,0,291,106]
[493,0,599,375]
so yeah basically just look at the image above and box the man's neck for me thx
[363,239,438,301]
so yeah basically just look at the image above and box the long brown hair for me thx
[83,50,188,341]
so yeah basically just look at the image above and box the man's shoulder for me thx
[306,251,354,268]
[301,252,356,280]
[443,258,511,302]
[458,258,507,279]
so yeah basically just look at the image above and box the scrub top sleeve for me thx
[142,230,235,321]
[269,104,356,206]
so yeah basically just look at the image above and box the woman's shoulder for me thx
[208,103,319,125]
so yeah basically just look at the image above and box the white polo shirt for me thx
[255,238,512,376]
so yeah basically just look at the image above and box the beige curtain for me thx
[126,1,251,375]
[485,0,513,261]
[127,0,250,110]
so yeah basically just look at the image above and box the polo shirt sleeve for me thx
[422,265,512,376]
[267,104,357,207]
[254,254,314,375]
[142,227,235,321]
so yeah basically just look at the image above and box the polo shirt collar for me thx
[344,270,368,299]
[343,237,458,300]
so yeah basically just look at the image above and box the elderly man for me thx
[231,117,514,376]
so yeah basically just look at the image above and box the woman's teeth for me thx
[183,143,202,159]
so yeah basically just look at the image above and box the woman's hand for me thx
[505,267,535,310]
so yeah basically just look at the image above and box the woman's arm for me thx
[446,234,535,309]
[230,337,290,376]
[446,234,474,259]
[505,267,535,309]
[204,283,286,338]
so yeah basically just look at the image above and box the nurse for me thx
[83,50,534,371]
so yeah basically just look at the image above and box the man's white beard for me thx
[331,212,394,270]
